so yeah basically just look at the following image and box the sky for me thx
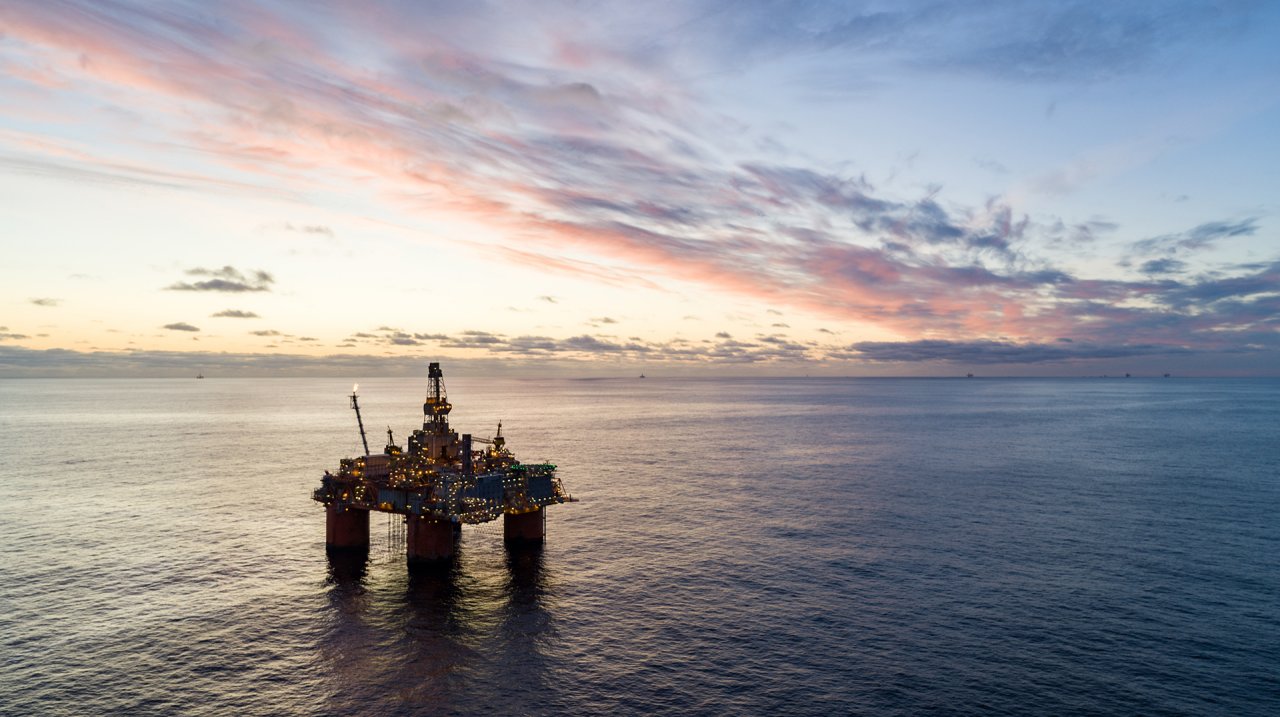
[2,0,1278,377]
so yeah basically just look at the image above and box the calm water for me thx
[0,376,1277,716]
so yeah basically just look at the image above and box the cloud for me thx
[496,248,663,292]
[1160,260,1280,307]
[924,2,1255,82]
[1042,218,1117,248]
[340,328,452,347]
[28,297,61,307]
[166,266,274,292]
[561,334,627,353]
[1,346,367,377]
[677,1,1257,86]
[974,157,1008,174]
[0,152,301,201]
[9,339,1270,378]
[442,330,507,349]
[0,345,439,377]
[1137,258,1187,275]
[1,327,31,340]
[163,322,200,332]
[2,0,1274,368]
[1130,218,1258,256]
[326,325,826,364]
[283,223,334,237]
[211,309,260,318]
[250,330,283,336]
[849,339,1191,364]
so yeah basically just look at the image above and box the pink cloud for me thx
[2,1,1275,359]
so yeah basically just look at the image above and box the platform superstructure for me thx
[313,362,574,563]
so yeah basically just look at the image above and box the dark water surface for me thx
[1,377,1277,715]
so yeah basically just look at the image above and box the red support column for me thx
[325,506,369,551]
[504,508,545,544]
[407,518,456,563]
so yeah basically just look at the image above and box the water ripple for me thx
[0,377,1277,715]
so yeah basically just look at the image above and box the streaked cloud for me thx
[846,339,1191,364]
[3,334,1271,378]
[0,152,300,200]
[211,309,260,318]
[0,1,1276,373]
[28,297,61,307]
[1130,218,1258,256]
[162,322,200,332]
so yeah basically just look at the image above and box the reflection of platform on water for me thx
[503,544,546,607]
[320,537,557,714]
[325,547,370,586]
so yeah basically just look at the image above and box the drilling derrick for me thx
[425,362,450,428]
[312,362,575,566]
[414,362,456,463]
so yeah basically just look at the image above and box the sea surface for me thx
[0,376,1277,716]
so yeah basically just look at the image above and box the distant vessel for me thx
[640,374,646,379]
[196,373,204,379]
[313,362,575,564]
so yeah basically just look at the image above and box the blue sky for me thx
[1,0,1278,375]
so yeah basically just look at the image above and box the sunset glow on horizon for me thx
[2,1,1278,376]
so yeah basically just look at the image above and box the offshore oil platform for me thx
[313,362,574,564]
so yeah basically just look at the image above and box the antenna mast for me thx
[350,385,370,456]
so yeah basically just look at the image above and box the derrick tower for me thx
[424,361,451,431]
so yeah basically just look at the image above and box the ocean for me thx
[0,376,1276,716]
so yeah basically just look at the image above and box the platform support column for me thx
[504,508,545,544]
[325,505,369,551]
[407,518,456,563]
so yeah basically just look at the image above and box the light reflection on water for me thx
[0,377,1277,716]
[318,538,559,716]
